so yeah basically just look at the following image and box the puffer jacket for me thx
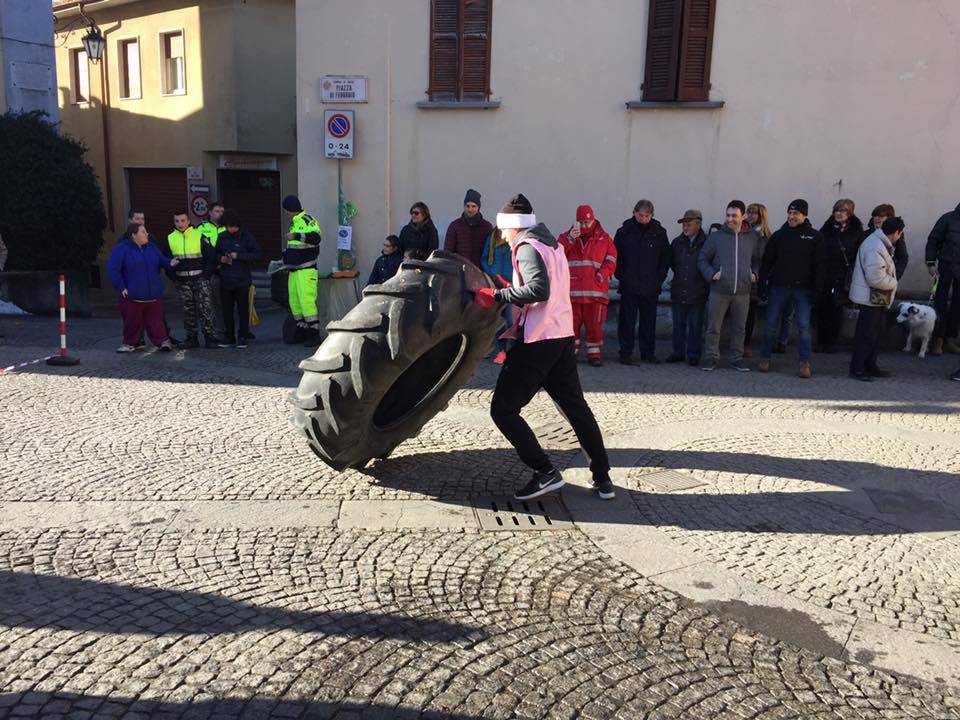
[864,219,909,280]
[849,229,897,307]
[558,221,617,305]
[399,218,439,259]
[444,213,493,267]
[925,203,960,272]
[669,229,709,304]
[698,224,760,295]
[107,238,171,301]
[480,232,513,282]
[821,215,864,292]
[613,217,670,296]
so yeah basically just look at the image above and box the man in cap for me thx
[473,194,615,501]
[444,189,493,268]
[667,209,709,365]
[559,205,617,366]
[281,195,322,346]
[758,199,826,378]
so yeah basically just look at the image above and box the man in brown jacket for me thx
[444,189,493,268]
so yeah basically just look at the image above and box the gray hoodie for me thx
[495,223,557,306]
[697,224,761,296]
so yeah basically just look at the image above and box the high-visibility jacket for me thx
[166,226,208,279]
[558,222,617,305]
[196,221,225,249]
[283,211,321,269]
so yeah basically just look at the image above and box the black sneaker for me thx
[701,358,717,372]
[236,337,247,349]
[619,355,634,366]
[246,331,256,341]
[593,478,615,500]
[848,371,873,382]
[730,360,751,372]
[665,354,684,363]
[205,337,222,349]
[641,355,660,364]
[866,367,893,378]
[588,358,603,367]
[514,468,564,500]
[688,357,700,366]
[218,338,236,348]
[951,368,960,382]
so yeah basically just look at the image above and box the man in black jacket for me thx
[667,209,709,365]
[926,202,960,356]
[214,210,262,349]
[614,199,670,364]
[758,199,826,378]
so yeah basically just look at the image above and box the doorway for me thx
[217,169,282,268]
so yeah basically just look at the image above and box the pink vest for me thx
[503,237,574,343]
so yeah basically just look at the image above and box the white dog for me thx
[896,302,937,358]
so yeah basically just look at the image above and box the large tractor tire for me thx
[289,250,504,471]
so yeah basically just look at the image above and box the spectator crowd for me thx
[105,188,960,383]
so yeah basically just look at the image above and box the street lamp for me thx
[81,24,105,63]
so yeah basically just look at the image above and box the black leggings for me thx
[491,337,610,482]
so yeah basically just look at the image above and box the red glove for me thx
[473,287,497,308]
[495,274,510,289]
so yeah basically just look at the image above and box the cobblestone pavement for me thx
[2,311,960,718]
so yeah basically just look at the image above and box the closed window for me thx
[119,39,141,99]
[160,30,185,95]
[642,0,717,102]
[71,48,90,103]
[428,0,492,102]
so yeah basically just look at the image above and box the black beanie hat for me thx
[500,193,533,215]
[282,195,302,213]
[788,198,809,216]
[464,188,481,207]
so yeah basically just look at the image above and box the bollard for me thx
[46,274,80,367]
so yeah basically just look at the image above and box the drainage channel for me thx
[472,496,573,531]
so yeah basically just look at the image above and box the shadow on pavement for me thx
[0,571,480,641]
[0,693,483,719]
[363,446,960,536]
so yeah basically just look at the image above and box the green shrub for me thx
[0,111,106,271]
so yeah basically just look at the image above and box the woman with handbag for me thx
[818,199,864,353]
[848,216,904,381]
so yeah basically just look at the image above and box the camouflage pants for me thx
[176,278,217,341]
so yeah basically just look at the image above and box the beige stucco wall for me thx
[54,0,295,246]
[296,0,960,294]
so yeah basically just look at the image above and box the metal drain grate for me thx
[473,496,573,531]
[634,470,708,492]
[534,422,582,450]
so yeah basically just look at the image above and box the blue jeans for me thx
[763,287,812,360]
[671,302,705,360]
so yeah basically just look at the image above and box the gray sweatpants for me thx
[704,292,750,362]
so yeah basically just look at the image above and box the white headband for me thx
[496,213,537,229]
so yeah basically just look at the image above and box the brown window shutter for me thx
[429,0,460,100]
[460,0,491,101]
[642,0,683,101]
[677,0,716,101]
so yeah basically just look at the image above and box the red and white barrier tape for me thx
[1,274,75,374]
[0,356,56,375]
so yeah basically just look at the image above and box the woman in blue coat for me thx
[480,228,514,362]
[107,223,177,352]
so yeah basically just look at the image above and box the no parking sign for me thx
[324,110,354,159]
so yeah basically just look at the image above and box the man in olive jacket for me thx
[697,200,760,372]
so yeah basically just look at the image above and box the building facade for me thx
[53,0,296,267]
[296,0,960,295]
[0,0,59,119]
